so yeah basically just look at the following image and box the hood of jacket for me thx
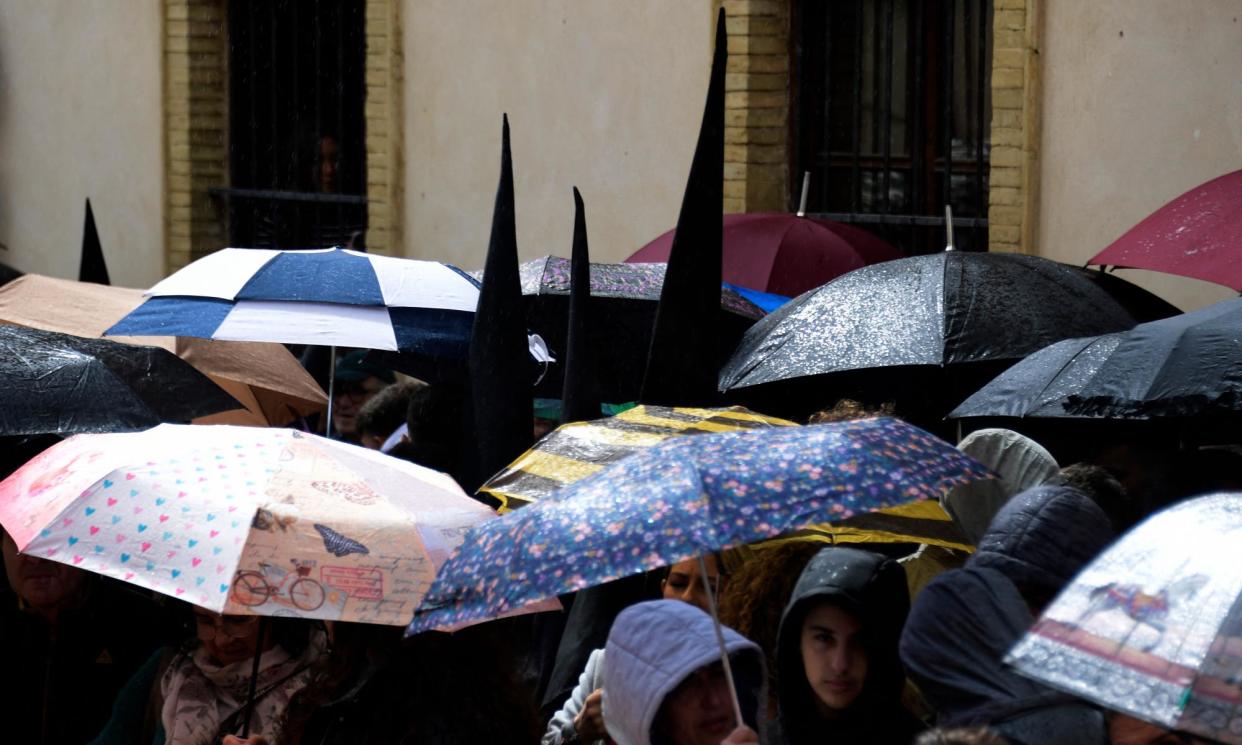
[968,485,1113,604]
[775,546,914,745]
[601,599,765,745]
[941,428,1060,544]
[900,565,1106,743]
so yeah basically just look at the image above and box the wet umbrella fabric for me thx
[628,213,902,297]
[1006,493,1242,743]
[513,257,763,401]
[951,297,1242,420]
[479,404,794,510]
[1090,169,1242,291]
[0,274,327,426]
[106,247,479,354]
[0,424,502,626]
[719,251,1140,391]
[407,416,989,634]
[0,325,239,436]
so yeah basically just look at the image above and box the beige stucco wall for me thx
[1036,0,1242,310]
[403,0,715,270]
[0,1,164,287]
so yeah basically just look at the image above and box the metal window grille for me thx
[793,0,993,253]
[213,0,368,250]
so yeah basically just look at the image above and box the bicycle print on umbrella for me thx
[231,558,327,612]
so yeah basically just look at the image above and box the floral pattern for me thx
[407,416,989,634]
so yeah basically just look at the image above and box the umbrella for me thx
[628,213,903,297]
[0,325,240,436]
[508,257,762,401]
[719,251,1142,392]
[1090,169,1242,291]
[0,424,507,626]
[105,247,479,355]
[479,404,795,510]
[950,297,1242,421]
[407,416,989,634]
[0,274,327,426]
[1072,266,1181,323]
[1006,492,1242,743]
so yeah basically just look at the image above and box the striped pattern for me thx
[481,405,795,510]
[106,248,479,353]
[771,500,971,552]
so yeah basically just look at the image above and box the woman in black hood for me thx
[774,546,924,745]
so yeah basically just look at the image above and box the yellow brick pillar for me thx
[364,1,403,256]
[723,0,790,213]
[988,0,1042,252]
[163,0,228,273]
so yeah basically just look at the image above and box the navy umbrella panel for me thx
[106,248,480,354]
[952,297,1242,420]
[719,251,1142,391]
[0,325,240,436]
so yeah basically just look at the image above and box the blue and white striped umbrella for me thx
[106,248,480,353]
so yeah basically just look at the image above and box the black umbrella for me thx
[518,257,763,403]
[951,297,1242,420]
[719,251,1141,391]
[79,198,111,285]
[0,325,240,436]
[1071,266,1181,323]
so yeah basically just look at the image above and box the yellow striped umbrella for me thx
[480,405,794,510]
[768,500,972,552]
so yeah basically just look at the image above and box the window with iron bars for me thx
[793,0,993,254]
[213,0,368,251]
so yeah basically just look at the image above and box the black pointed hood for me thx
[639,8,727,407]
[560,187,600,423]
[79,199,111,285]
[466,115,532,490]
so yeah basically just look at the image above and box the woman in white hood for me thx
[601,599,766,745]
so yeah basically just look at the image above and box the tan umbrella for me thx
[0,274,326,426]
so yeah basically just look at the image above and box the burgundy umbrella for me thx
[627,212,902,298]
[1090,169,1242,291]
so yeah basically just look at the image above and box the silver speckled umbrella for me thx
[719,251,1140,391]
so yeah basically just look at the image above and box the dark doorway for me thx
[793,0,993,254]
[217,0,368,250]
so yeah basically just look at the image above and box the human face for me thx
[800,601,867,714]
[655,661,735,745]
[318,135,340,193]
[2,532,89,620]
[332,376,385,436]
[662,556,722,614]
[1109,715,1213,745]
[194,611,264,666]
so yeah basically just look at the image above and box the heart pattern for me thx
[1,425,473,626]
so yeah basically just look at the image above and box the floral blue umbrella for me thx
[406,416,989,634]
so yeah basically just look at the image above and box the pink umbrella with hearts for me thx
[0,424,505,626]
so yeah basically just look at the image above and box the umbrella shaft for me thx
[698,553,745,730]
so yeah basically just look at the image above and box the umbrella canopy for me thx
[0,274,326,426]
[513,257,762,401]
[79,198,110,285]
[1072,267,1181,323]
[628,213,903,297]
[719,251,1141,392]
[0,424,502,625]
[106,247,479,354]
[0,325,239,436]
[479,404,795,510]
[951,297,1242,420]
[407,416,989,634]
[1006,493,1242,743]
[1090,169,1242,291]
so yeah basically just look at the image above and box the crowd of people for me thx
[1,336,1236,745]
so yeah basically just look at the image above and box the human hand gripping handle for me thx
[571,688,607,742]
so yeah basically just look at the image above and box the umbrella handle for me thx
[698,554,745,731]
[240,616,270,739]
[796,171,811,217]
[324,346,337,439]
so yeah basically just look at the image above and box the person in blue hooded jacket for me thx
[601,599,765,745]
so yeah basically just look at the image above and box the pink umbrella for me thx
[1090,169,1242,291]
[627,213,902,298]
